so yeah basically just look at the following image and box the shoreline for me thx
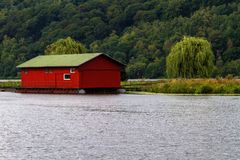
[122,79,240,95]
[126,91,240,96]
[0,78,240,95]
[1,87,240,96]
[0,88,17,92]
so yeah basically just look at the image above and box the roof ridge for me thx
[39,53,102,56]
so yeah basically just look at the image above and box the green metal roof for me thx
[17,53,103,68]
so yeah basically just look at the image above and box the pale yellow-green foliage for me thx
[44,37,87,55]
[0,81,20,88]
[167,37,214,78]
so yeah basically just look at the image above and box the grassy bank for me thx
[1,79,240,95]
[122,79,240,95]
[0,81,20,88]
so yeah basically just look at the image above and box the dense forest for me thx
[0,0,240,78]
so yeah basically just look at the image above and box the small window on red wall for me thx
[64,74,71,80]
[70,68,75,73]
[45,68,52,73]
[24,69,28,74]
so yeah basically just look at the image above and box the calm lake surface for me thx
[0,92,240,160]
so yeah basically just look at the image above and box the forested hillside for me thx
[0,0,240,78]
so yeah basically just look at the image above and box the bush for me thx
[234,87,240,94]
[169,82,195,94]
[0,81,20,88]
[160,84,170,93]
[213,86,226,94]
[226,74,234,80]
[196,85,213,94]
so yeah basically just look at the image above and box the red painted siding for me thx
[79,55,121,88]
[20,55,122,89]
[21,68,80,89]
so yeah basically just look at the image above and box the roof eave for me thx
[17,65,79,69]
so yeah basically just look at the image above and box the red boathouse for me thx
[17,53,124,90]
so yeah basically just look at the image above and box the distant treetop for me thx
[44,37,87,55]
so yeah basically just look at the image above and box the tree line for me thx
[0,0,239,78]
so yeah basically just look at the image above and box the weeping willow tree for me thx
[44,37,87,55]
[166,37,214,78]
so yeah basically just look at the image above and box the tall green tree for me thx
[126,62,147,79]
[166,37,214,78]
[44,37,87,55]
[0,36,18,78]
[220,59,240,77]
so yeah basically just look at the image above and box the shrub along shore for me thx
[0,81,20,89]
[122,79,240,95]
[0,79,240,95]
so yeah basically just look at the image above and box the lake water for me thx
[0,92,240,160]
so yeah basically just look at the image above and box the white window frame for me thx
[70,68,76,73]
[63,74,71,80]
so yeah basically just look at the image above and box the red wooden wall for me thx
[21,68,80,88]
[79,55,121,88]
[20,55,122,89]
